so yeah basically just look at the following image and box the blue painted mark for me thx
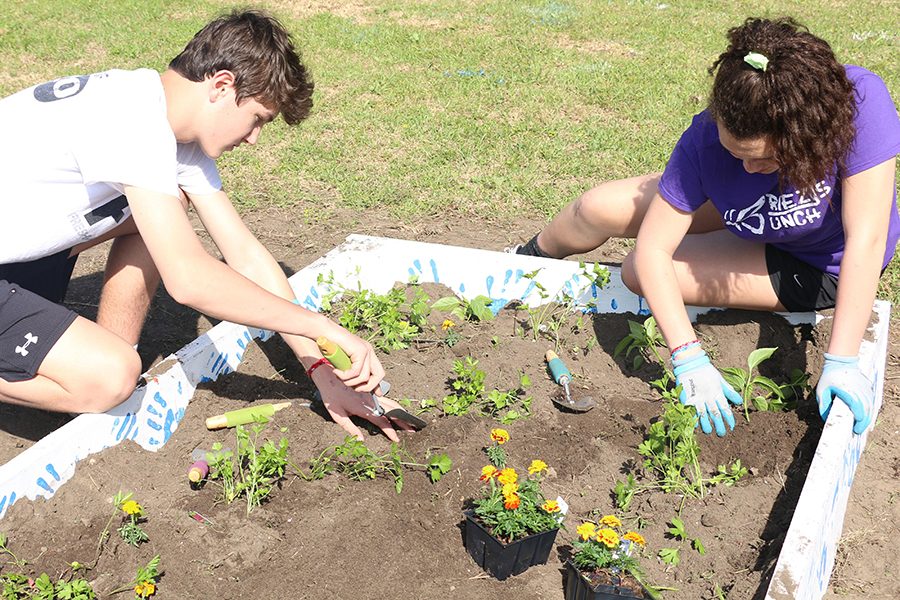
[459,283,466,293]
[515,269,525,282]
[162,408,185,444]
[146,418,162,431]
[611,298,618,310]
[237,338,246,350]
[503,269,513,289]
[211,353,224,374]
[9,492,15,507]
[146,404,162,418]
[116,413,135,441]
[200,376,212,383]
[177,381,182,395]
[485,275,495,296]
[36,478,53,494]
[46,464,60,481]
[0,496,6,514]
[429,259,439,283]
[303,296,318,310]
[153,392,167,409]
[309,287,319,299]
[637,297,651,315]
[147,437,160,446]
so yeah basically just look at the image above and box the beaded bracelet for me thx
[670,339,700,359]
[306,357,333,379]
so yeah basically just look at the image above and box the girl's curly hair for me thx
[708,17,856,195]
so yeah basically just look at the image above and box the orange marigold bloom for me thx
[501,482,519,497]
[576,522,597,541]
[595,528,620,549]
[490,428,510,444]
[497,468,518,486]
[623,531,646,547]
[528,459,548,475]
[441,319,455,331]
[599,514,622,528]
[480,465,499,481]
[504,493,521,510]
[542,500,560,513]
[134,581,156,598]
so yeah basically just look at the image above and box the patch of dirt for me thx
[1,204,897,599]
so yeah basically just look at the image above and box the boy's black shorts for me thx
[765,245,839,312]
[0,250,79,382]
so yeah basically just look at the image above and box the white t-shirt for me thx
[0,69,222,263]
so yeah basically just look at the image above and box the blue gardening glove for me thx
[672,349,743,437]
[815,353,872,435]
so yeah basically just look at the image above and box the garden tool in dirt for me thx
[545,350,596,413]
[205,402,292,430]
[316,337,428,430]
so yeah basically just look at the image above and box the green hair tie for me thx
[744,52,769,72]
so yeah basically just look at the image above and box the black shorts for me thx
[0,281,78,382]
[0,248,78,304]
[765,245,838,312]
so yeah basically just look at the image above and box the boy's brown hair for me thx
[169,10,313,125]
[708,17,855,195]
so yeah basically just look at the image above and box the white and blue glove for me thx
[672,348,743,437]
[815,353,872,435]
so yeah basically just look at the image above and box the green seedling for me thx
[658,547,680,567]
[614,316,669,372]
[114,493,149,547]
[721,348,811,419]
[206,424,289,514]
[318,273,431,351]
[432,294,494,322]
[297,437,451,493]
[0,532,25,569]
[441,357,532,423]
[109,555,161,599]
[1,537,96,600]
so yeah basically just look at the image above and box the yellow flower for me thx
[504,493,520,510]
[595,528,620,549]
[480,465,499,481]
[496,468,518,486]
[134,581,156,598]
[599,514,622,528]
[528,459,548,475]
[501,482,519,498]
[624,531,646,547]
[441,319,455,331]
[121,500,143,516]
[490,428,510,444]
[542,500,561,513]
[576,522,597,541]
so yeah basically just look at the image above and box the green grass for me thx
[1,0,898,298]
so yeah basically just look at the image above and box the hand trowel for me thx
[545,350,596,412]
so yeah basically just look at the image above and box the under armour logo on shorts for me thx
[15,333,38,357]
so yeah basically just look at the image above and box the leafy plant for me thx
[432,294,494,322]
[440,319,461,347]
[473,432,562,543]
[441,357,533,423]
[297,437,451,493]
[109,555,161,600]
[206,424,290,513]
[721,348,811,419]
[658,546,680,566]
[0,532,25,569]
[614,316,669,372]
[485,428,509,468]
[318,274,431,351]
[614,399,747,510]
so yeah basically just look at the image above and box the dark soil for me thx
[1,205,897,600]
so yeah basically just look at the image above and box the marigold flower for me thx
[623,531,646,547]
[490,428,510,444]
[480,465,499,481]
[599,514,622,528]
[441,319,455,331]
[496,468,518,486]
[504,493,521,510]
[596,528,620,549]
[121,500,143,516]
[134,581,156,597]
[501,482,519,497]
[576,522,597,541]
[542,500,560,513]
[528,459,548,475]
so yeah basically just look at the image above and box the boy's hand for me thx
[326,329,385,393]
[310,368,415,442]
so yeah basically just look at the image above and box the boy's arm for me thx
[185,188,409,442]
[123,185,383,392]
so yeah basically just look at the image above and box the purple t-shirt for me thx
[659,65,900,275]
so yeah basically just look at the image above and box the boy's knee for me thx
[77,350,141,413]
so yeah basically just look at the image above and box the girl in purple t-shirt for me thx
[514,17,900,438]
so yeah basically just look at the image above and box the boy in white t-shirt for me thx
[0,10,410,442]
